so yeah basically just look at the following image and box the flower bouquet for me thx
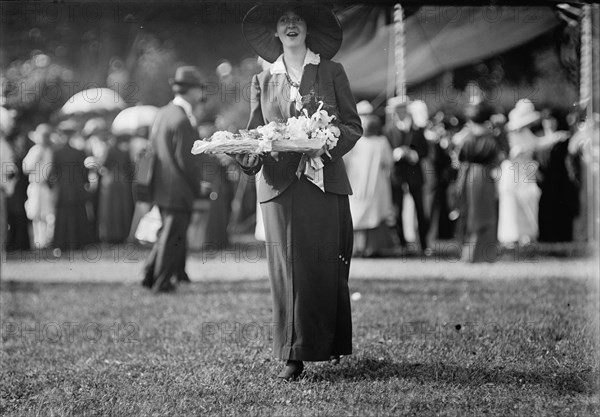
[191,101,340,157]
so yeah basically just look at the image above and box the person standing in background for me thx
[22,123,56,248]
[83,117,110,244]
[535,109,578,242]
[1,107,18,261]
[427,112,459,241]
[5,110,33,252]
[48,120,94,251]
[453,103,502,263]
[344,102,395,257]
[142,66,207,293]
[497,99,567,246]
[97,133,135,243]
[384,97,430,255]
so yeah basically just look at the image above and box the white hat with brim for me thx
[507,99,540,131]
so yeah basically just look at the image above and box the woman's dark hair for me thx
[360,114,382,136]
[464,103,495,125]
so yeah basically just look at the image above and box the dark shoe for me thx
[277,360,304,381]
[178,274,192,284]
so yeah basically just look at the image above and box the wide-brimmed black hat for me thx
[242,2,343,64]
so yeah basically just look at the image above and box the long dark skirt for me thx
[260,176,353,362]
[53,202,93,250]
[457,164,500,263]
[98,173,134,243]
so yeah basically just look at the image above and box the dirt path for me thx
[1,243,597,283]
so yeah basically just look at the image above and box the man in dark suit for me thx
[142,66,207,293]
[384,97,430,254]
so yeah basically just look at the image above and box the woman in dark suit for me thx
[238,4,362,380]
[49,120,94,250]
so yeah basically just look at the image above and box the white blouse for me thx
[270,48,321,108]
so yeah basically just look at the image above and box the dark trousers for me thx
[431,181,454,240]
[392,181,429,251]
[143,208,191,292]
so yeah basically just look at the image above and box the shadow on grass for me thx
[309,358,597,394]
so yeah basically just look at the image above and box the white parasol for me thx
[60,88,126,116]
[111,105,159,135]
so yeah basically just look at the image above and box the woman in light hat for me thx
[237,3,362,380]
[22,123,57,247]
[497,99,567,245]
[344,106,396,257]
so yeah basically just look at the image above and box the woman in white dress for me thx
[344,109,395,256]
[22,124,56,248]
[497,100,567,245]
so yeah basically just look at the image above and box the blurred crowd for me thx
[0,93,594,262]
[0,107,240,255]
[344,95,592,261]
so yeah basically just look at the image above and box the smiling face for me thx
[275,10,308,50]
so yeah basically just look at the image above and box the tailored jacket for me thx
[384,124,429,187]
[244,59,363,203]
[150,102,201,211]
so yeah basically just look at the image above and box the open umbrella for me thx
[60,88,126,116]
[111,105,159,136]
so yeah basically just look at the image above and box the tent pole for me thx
[580,4,599,243]
[393,3,407,100]
[386,15,396,104]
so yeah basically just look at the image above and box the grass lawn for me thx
[1,273,599,415]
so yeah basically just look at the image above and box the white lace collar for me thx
[270,48,320,75]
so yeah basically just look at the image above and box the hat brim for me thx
[507,111,540,131]
[169,79,203,88]
[242,3,343,64]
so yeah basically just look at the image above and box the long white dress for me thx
[344,135,395,254]
[23,144,56,247]
[497,128,541,244]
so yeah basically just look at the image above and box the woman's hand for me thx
[235,153,260,168]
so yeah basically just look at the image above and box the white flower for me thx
[257,121,284,141]
[286,116,309,141]
[310,102,336,130]
[211,131,235,141]
[295,95,304,112]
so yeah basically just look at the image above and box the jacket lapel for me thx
[273,74,290,122]
[299,64,318,98]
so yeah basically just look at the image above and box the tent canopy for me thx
[336,6,562,98]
